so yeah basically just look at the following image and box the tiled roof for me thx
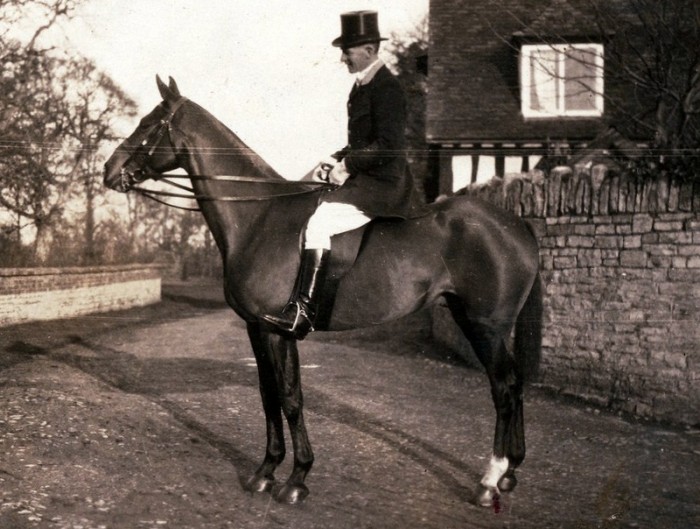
[513,0,604,40]
[426,0,640,144]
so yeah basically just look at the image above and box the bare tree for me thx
[0,49,70,260]
[0,0,79,51]
[598,0,700,177]
[0,1,145,265]
[0,0,83,259]
[55,56,138,264]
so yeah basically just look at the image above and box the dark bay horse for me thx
[103,76,543,508]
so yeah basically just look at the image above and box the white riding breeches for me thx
[304,202,373,250]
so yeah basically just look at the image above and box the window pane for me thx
[521,44,603,117]
[564,47,599,111]
[529,49,558,114]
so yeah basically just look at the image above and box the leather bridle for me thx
[118,97,188,193]
[117,97,335,210]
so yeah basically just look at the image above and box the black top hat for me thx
[332,10,387,48]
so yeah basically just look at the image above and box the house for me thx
[426,0,654,194]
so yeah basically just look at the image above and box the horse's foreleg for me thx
[266,332,314,504]
[245,322,286,494]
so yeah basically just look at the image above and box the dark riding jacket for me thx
[323,63,424,218]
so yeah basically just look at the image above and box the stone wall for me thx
[441,166,699,425]
[0,264,165,327]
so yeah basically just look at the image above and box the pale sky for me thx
[44,0,429,178]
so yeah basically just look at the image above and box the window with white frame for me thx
[520,43,604,118]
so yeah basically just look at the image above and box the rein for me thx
[120,96,336,210]
[132,174,337,211]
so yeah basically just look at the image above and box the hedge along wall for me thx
[0,264,165,327]
[450,166,699,425]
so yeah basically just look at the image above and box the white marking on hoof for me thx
[476,484,497,507]
[480,455,509,490]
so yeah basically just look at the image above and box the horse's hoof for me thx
[475,484,499,508]
[498,470,517,492]
[275,482,309,504]
[245,474,275,494]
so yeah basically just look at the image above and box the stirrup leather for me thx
[261,248,329,338]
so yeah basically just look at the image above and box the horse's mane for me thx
[187,99,285,180]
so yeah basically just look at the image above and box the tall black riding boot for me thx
[262,248,330,340]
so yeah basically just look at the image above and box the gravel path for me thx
[0,281,698,528]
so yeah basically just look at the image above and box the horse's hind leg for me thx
[263,330,315,504]
[446,298,525,507]
[475,334,525,506]
[245,322,286,493]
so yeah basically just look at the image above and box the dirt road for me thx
[1,281,698,528]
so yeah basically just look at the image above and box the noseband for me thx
[118,97,188,192]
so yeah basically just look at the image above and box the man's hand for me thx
[312,163,329,182]
[328,159,350,185]
[312,159,336,182]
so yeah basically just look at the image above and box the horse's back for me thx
[355,193,539,277]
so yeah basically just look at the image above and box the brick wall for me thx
[0,264,165,327]
[439,166,699,425]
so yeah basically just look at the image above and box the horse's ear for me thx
[156,74,173,101]
[168,76,181,97]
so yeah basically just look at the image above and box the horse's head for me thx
[104,76,187,192]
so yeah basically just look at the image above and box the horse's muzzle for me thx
[103,164,136,193]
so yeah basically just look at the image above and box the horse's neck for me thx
[181,105,282,255]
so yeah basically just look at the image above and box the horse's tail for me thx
[514,270,543,382]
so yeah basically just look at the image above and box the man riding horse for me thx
[262,10,425,339]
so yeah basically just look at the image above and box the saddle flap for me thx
[313,223,369,330]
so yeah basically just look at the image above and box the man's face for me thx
[340,44,374,74]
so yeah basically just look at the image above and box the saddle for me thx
[305,220,377,330]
